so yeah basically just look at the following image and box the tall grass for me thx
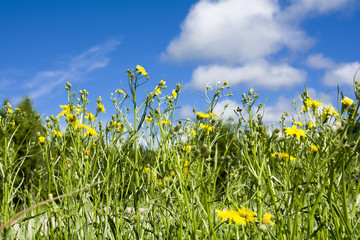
[1,66,360,239]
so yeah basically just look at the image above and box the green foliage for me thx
[0,67,360,239]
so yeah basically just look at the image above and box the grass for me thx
[1,66,360,239]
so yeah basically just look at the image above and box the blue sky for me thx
[1,0,360,124]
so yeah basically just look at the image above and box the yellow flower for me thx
[224,80,229,85]
[262,213,275,227]
[38,136,46,144]
[157,179,163,186]
[97,103,105,113]
[158,80,166,86]
[53,130,63,138]
[172,90,178,99]
[192,129,197,135]
[284,125,306,140]
[216,210,246,225]
[230,173,234,176]
[271,152,296,162]
[116,89,124,94]
[341,97,354,108]
[7,109,13,114]
[238,207,257,224]
[136,65,148,76]
[154,86,161,96]
[200,124,213,132]
[145,117,154,123]
[12,120,15,128]
[308,121,314,128]
[311,145,319,153]
[144,167,150,173]
[160,120,170,125]
[85,112,96,120]
[293,121,303,127]
[15,107,20,111]
[85,126,99,137]
[321,104,339,121]
[304,98,322,109]
[197,112,217,118]
[182,145,191,152]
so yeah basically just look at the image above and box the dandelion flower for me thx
[216,210,246,225]
[262,213,275,227]
[311,145,319,153]
[136,65,148,76]
[7,109,13,114]
[284,125,306,140]
[200,124,213,132]
[341,97,354,108]
[97,103,105,113]
[238,207,257,224]
[38,136,46,144]
[172,90,178,99]
[304,98,322,109]
[53,130,63,138]
[293,121,303,127]
[271,152,296,162]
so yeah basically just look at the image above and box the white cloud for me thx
[323,62,360,86]
[162,0,311,64]
[179,104,194,119]
[187,60,306,90]
[24,39,121,99]
[306,54,336,69]
[283,0,355,19]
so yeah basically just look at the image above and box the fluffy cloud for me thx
[306,53,336,69]
[162,0,311,64]
[323,62,360,86]
[283,0,355,19]
[187,60,306,90]
[307,53,360,86]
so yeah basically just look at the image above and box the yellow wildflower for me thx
[308,121,314,128]
[136,65,148,76]
[7,109,13,114]
[38,136,46,144]
[284,125,306,140]
[158,80,166,86]
[12,120,15,128]
[200,124,213,132]
[216,210,246,225]
[15,107,20,111]
[197,112,217,118]
[85,112,96,120]
[192,129,197,135]
[238,207,257,224]
[293,121,303,127]
[271,152,296,162]
[144,167,150,173]
[341,97,354,108]
[160,120,170,125]
[224,80,229,85]
[116,89,124,94]
[85,126,99,137]
[304,98,322,109]
[145,117,154,123]
[262,213,275,226]
[97,103,105,113]
[182,145,191,152]
[53,130,63,138]
[311,145,319,153]
[230,173,234,176]
[157,179,163,186]
[154,86,161,96]
[172,90,178,99]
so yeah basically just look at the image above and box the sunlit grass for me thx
[1,66,360,239]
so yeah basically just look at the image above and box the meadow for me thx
[1,65,360,239]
